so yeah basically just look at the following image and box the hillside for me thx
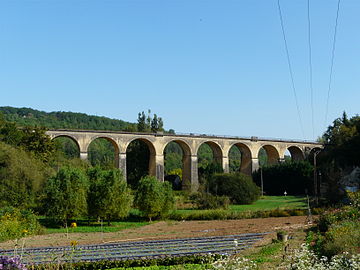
[0,106,137,131]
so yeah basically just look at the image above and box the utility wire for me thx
[277,0,305,139]
[307,0,315,139]
[324,0,341,128]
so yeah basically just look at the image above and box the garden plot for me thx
[0,233,267,265]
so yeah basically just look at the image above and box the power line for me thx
[324,0,341,128]
[307,0,315,139]
[277,0,305,139]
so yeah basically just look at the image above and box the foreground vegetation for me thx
[1,109,360,269]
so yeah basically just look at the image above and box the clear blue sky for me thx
[0,0,359,141]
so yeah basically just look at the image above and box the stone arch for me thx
[52,134,80,149]
[228,142,253,175]
[125,137,157,186]
[197,140,223,170]
[52,134,81,158]
[287,146,305,161]
[87,136,120,168]
[163,139,192,190]
[260,144,280,166]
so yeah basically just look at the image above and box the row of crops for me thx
[0,233,267,265]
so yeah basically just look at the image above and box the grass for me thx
[40,196,307,234]
[229,196,307,212]
[175,196,307,215]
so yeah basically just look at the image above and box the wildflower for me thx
[70,222,77,228]
[70,240,78,247]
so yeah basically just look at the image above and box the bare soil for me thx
[1,216,311,250]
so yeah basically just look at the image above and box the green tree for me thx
[137,111,147,132]
[0,142,50,209]
[20,126,56,162]
[87,167,133,224]
[209,173,260,204]
[135,176,175,221]
[43,166,88,224]
[252,161,313,195]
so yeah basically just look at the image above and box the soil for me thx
[1,216,312,250]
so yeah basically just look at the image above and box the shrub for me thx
[192,192,230,210]
[322,221,360,257]
[0,207,43,242]
[285,243,360,270]
[135,176,175,221]
[33,254,223,270]
[209,173,260,204]
[0,256,27,270]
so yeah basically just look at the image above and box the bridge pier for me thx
[119,153,127,179]
[251,158,260,172]
[80,152,88,160]
[190,155,199,192]
[222,156,229,173]
[155,155,164,182]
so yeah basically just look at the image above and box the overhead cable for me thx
[277,0,305,139]
[324,0,341,128]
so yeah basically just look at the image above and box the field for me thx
[175,195,307,215]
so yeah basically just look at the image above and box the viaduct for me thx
[46,129,322,191]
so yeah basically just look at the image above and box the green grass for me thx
[229,196,307,212]
[44,221,149,234]
[246,241,284,264]
[175,196,307,215]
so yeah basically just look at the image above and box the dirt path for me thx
[1,216,310,250]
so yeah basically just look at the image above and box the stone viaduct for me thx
[46,129,322,191]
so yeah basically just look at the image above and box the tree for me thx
[137,112,147,132]
[0,142,50,209]
[135,176,175,221]
[209,173,260,204]
[252,161,313,195]
[87,167,133,224]
[20,126,56,162]
[43,166,88,224]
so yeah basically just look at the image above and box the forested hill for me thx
[0,106,137,131]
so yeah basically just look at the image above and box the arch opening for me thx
[88,137,119,169]
[228,143,252,175]
[126,138,156,188]
[197,141,223,186]
[259,145,280,167]
[287,146,305,162]
[164,140,191,190]
[53,135,80,159]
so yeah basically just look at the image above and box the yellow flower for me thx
[70,222,77,228]
[70,240,78,247]
[22,229,28,234]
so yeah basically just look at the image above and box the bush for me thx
[0,256,27,270]
[192,192,230,210]
[33,254,223,270]
[0,207,43,242]
[208,173,260,204]
[135,176,175,221]
[322,221,360,257]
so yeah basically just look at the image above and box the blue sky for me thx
[0,0,359,141]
